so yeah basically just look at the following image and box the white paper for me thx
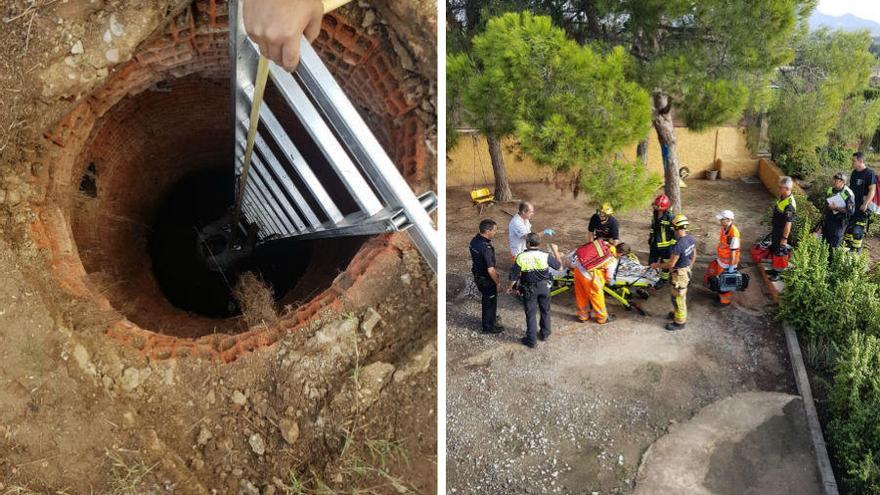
[827,193,846,210]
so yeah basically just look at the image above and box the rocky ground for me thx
[445,180,821,494]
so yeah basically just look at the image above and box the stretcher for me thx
[550,253,661,315]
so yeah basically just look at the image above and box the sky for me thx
[817,0,880,24]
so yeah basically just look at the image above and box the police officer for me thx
[766,176,796,280]
[507,233,561,348]
[648,194,676,286]
[470,219,503,334]
[821,171,855,251]
[846,151,876,252]
[650,214,696,331]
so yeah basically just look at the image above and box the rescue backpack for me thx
[575,240,615,270]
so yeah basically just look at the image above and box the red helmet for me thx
[653,194,671,211]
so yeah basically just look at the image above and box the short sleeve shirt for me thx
[588,214,619,241]
[771,195,796,236]
[469,234,495,278]
[508,214,531,256]
[850,167,876,207]
[669,234,696,269]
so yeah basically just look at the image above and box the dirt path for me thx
[446,180,819,494]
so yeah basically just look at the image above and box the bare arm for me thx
[781,222,792,245]
[865,183,877,212]
[487,267,500,286]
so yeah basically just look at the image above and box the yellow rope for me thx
[234,0,355,226]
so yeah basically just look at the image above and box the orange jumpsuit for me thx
[704,224,741,305]
[572,258,613,324]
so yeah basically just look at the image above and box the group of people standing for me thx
[468,152,875,348]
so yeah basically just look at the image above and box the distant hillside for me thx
[810,11,880,35]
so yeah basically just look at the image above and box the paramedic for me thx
[703,210,740,306]
[648,194,676,286]
[588,203,620,246]
[650,214,696,331]
[508,234,561,348]
[846,152,876,252]
[568,240,617,325]
[243,0,324,71]
[470,219,504,334]
[821,171,855,250]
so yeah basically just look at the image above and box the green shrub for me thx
[829,332,880,494]
[579,158,663,214]
[775,148,820,179]
[818,146,851,172]
[777,227,831,339]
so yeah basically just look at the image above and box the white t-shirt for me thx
[508,214,531,257]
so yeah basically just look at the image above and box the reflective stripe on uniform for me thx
[717,224,741,268]
[776,195,796,212]
[515,249,550,272]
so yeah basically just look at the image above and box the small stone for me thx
[70,40,83,54]
[400,273,411,285]
[120,367,140,391]
[105,48,119,63]
[197,426,213,446]
[361,10,375,27]
[361,308,381,337]
[239,480,260,495]
[249,433,265,456]
[232,390,247,406]
[109,14,125,36]
[102,30,112,44]
[279,419,299,445]
[123,411,135,426]
[189,455,205,471]
[206,389,216,405]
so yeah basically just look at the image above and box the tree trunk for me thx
[636,137,648,165]
[487,134,512,202]
[651,92,682,212]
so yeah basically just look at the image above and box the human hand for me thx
[243,0,324,71]
[861,202,869,213]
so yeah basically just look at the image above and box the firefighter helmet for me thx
[653,194,671,211]
[599,203,614,216]
[672,214,690,229]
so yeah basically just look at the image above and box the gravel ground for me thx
[446,181,799,494]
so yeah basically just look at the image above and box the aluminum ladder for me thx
[228,0,437,272]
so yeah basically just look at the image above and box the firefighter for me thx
[568,239,617,325]
[650,214,696,331]
[820,171,855,251]
[703,210,740,306]
[588,203,620,245]
[648,194,676,286]
[765,177,796,281]
[845,151,876,252]
[507,233,562,348]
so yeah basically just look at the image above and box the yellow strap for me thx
[234,0,353,225]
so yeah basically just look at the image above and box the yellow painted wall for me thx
[446,133,553,188]
[447,126,759,187]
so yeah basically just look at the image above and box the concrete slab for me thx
[634,392,821,495]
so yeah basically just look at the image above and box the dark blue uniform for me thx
[509,248,561,346]
[470,234,498,332]
[822,186,855,249]
[847,168,876,251]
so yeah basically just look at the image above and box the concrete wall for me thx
[447,126,759,187]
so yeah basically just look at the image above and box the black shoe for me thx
[665,322,686,331]
[666,311,675,320]
[538,331,550,341]
[482,325,504,334]
[520,337,536,348]
[766,269,780,281]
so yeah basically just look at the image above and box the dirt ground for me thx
[0,0,438,493]
[445,179,820,494]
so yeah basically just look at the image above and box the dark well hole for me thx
[149,166,369,322]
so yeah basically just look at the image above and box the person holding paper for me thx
[821,171,855,250]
